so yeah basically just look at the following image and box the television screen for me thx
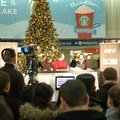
[55,76,75,90]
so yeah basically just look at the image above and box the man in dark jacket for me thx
[0,48,24,99]
[55,80,106,120]
[76,73,105,111]
[0,71,23,120]
[97,67,118,111]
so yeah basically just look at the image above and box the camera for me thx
[21,45,36,55]
[21,45,42,85]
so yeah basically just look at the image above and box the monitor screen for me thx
[55,76,75,90]
[21,47,29,53]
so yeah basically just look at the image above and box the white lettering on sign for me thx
[11,0,17,6]
[1,0,7,6]
[0,0,17,6]
[103,59,118,65]
[66,1,100,10]
[104,49,116,53]
[0,8,17,14]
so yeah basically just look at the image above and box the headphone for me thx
[1,48,16,61]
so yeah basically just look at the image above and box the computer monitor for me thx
[55,76,75,90]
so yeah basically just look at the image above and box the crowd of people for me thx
[41,52,91,71]
[0,48,120,120]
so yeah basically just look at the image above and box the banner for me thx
[48,0,105,38]
[0,0,105,39]
[60,40,101,46]
[0,0,30,38]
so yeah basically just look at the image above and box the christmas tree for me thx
[17,52,27,73]
[24,0,61,61]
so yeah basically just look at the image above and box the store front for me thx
[60,39,101,69]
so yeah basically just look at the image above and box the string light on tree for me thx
[24,0,61,62]
[17,52,27,73]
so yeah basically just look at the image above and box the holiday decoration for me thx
[24,0,61,61]
[17,52,27,73]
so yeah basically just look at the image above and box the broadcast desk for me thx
[36,70,99,102]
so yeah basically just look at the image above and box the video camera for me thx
[21,45,36,55]
[21,45,42,85]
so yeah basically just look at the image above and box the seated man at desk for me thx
[41,56,56,71]
[54,53,68,71]
[76,54,90,70]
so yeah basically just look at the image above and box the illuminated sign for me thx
[84,50,100,52]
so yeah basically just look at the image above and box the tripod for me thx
[27,55,38,85]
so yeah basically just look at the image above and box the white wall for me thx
[105,0,120,38]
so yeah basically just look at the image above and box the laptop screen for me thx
[55,76,75,90]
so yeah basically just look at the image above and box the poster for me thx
[0,0,30,38]
[0,0,105,39]
[48,0,105,38]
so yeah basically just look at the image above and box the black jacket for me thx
[55,110,106,120]
[0,63,25,99]
[70,60,76,68]
[0,91,23,120]
[89,96,106,112]
[97,82,117,110]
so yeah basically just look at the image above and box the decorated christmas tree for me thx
[17,52,27,73]
[24,0,61,61]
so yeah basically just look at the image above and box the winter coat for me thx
[55,110,106,120]
[105,107,120,120]
[0,90,23,120]
[89,96,105,112]
[97,82,117,111]
[0,63,24,99]
[19,103,63,120]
